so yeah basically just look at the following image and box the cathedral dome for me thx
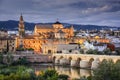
[54,21,62,24]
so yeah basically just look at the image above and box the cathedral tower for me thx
[18,14,25,37]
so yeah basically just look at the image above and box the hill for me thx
[0,20,119,31]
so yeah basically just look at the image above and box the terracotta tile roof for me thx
[0,36,15,40]
[35,24,53,29]
[24,35,35,39]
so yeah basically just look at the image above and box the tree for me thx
[103,48,111,55]
[12,57,29,65]
[58,74,69,80]
[0,54,3,64]
[5,53,14,66]
[92,60,120,80]
[0,66,35,80]
[38,69,59,80]
[86,49,98,54]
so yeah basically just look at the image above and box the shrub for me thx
[12,57,29,65]
[58,74,69,80]
[92,60,120,80]
[38,69,59,80]
[0,54,3,64]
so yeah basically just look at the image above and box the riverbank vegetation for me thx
[0,53,69,80]
[0,65,69,80]
[85,48,119,55]
[0,53,120,80]
[75,60,120,80]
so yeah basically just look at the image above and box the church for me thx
[16,15,74,53]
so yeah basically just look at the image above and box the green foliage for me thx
[0,53,3,64]
[27,48,34,51]
[80,49,84,54]
[37,69,59,80]
[5,53,14,66]
[16,47,25,51]
[86,49,98,54]
[86,76,92,80]
[43,69,58,80]
[16,47,34,51]
[58,74,69,80]
[0,65,69,80]
[92,60,120,80]
[103,48,111,55]
[0,66,36,80]
[12,57,30,65]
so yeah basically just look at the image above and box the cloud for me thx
[0,0,120,26]
[81,5,110,15]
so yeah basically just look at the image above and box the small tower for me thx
[18,14,25,37]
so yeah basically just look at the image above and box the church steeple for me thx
[18,14,25,37]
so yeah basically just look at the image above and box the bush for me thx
[58,74,69,80]
[16,47,25,51]
[27,48,34,51]
[0,66,35,80]
[38,69,59,80]
[0,54,3,64]
[103,48,111,55]
[86,49,104,55]
[12,57,30,65]
[92,60,120,80]
[43,69,58,79]
[5,53,14,66]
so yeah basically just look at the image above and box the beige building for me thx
[42,44,79,54]
[16,15,110,54]
[34,22,74,39]
[0,29,8,37]
[0,37,16,53]
[16,15,74,53]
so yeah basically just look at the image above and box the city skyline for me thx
[0,0,120,27]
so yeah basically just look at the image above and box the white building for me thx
[42,44,80,54]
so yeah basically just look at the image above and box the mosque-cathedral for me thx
[16,15,110,54]
[16,15,74,53]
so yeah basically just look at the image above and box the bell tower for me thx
[18,14,25,37]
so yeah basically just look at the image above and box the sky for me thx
[0,0,120,27]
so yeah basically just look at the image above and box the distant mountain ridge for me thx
[0,20,35,30]
[0,20,119,31]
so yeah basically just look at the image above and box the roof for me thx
[93,42,107,46]
[35,24,53,29]
[0,29,7,32]
[24,35,35,39]
[0,37,15,40]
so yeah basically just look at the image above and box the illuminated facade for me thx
[16,15,74,53]
[34,22,74,39]
[16,15,110,54]
[18,14,25,37]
